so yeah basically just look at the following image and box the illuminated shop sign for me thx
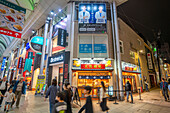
[78,3,107,33]
[57,28,67,47]
[147,53,153,70]
[72,59,113,70]
[17,57,23,69]
[122,61,139,72]
[49,54,64,64]
[78,75,110,79]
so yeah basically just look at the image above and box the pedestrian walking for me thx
[144,80,149,92]
[100,81,109,113]
[3,88,16,113]
[63,81,72,113]
[45,79,59,113]
[52,92,67,113]
[125,81,133,103]
[12,77,26,108]
[168,80,170,92]
[78,86,93,113]
[0,77,8,107]
[160,78,169,101]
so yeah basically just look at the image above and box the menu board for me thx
[0,0,26,38]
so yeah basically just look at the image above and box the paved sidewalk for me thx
[0,88,169,113]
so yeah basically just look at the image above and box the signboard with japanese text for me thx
[79,44,92,53]
[63,52,70,82]
[57,28,67,47]
[147,53,153,70]
[17,57,23,69]
[94,44,107,53]
[78,3,107,33]
[81,64,105,69]
[0,0,26,38]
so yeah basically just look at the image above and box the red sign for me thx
[81,64,105,69]
[125,67,133,71]
[0,28,21,38]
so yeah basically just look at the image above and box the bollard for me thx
[138,89,141,100]
[113,90,118,104]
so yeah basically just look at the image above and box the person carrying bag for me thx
[100,81,109,113]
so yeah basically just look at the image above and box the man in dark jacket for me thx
[0,77,8,107]
[160,78,169,101]
[12,77,26,108]
[78,86,93,113]
[125,81,133,103]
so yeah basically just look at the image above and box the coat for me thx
[95,11,106,23]
[79,11,90,23]
[13,80,26,94]
[160,82,168,90]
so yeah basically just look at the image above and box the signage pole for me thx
[113,1,124,100]
[110,3,119,100]
[40,20,49,75]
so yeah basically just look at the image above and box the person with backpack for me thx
[0,77,8,107]
[125,81,133,103]
[100,81,109,113]
[45,79,59,113]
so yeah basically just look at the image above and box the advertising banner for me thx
[81,64,105,69]
[57,28,67,47]
[35,75,46,94]
[33,54,41,70]
[94,44,107,53]
[0,0,26,38]
[78,3,107,33]
[147,53,153,70]
[1,57,6,71]
[63,51,70,82]
[79,44,92,53]
[24,59,32,72]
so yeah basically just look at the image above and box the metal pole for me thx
[40,20,49,75]
[45,16,53,84]
[113,1,124,100]
[110,3,119,100]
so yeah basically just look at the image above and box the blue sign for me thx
[79,44,92,53]
[1,57,6,71]
[94,44,107,53]
[26,42,30,50]
[31,36,47,45]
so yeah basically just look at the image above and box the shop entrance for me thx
[122,72,137,92]
[76,71,112,98]
[149,75,155,88]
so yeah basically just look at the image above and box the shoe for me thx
[165,99,167,101]
[4,108,6,111]
[127,100,129,102]
[130,101,133,103]
[6,110,9,113]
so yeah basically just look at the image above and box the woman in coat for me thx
[100,81,109,113]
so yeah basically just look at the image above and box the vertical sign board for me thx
[1,57,6,71]
[0,0,26,38]
[17,57,23,69]
[147,53,153,70]
[63,52,70,83]
[78,3,107,33]
[57,28,67,47]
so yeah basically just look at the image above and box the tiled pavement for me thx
[0,88,169,113]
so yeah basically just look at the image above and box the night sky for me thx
[117,0,170,45]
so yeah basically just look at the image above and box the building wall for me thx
[118,18,149,88]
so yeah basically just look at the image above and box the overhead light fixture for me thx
[54,14,56,16]
[32,30,35,34]
[59,9,62,12]
[50,10,54,15]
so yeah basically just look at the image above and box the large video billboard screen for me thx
[78,3,107,33]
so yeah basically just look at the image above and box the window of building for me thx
[130,51,135,59]
[78,35,108,58]
[137,39,141,46]
[119,40,124,54]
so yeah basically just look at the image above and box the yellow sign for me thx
[35,75,46,94]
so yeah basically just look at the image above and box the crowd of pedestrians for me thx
[0,76,26,113]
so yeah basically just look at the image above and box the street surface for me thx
[0,88,169,113]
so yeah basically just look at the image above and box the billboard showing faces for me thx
[78,3,107,33]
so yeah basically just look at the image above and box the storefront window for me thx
[78,35,108,58]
